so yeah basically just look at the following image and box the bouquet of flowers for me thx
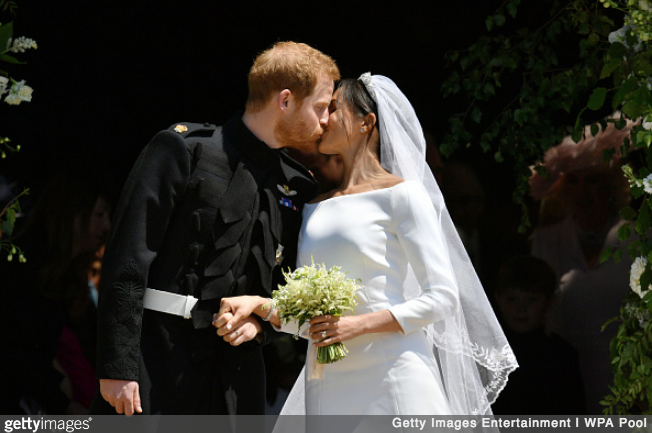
[271,259,360,364]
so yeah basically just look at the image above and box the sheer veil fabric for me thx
[280,74,517,416]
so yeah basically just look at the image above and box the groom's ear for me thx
[277,89,293,112]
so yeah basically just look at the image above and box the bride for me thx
[213,73,517,415]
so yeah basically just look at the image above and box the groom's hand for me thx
[99,379,142,416]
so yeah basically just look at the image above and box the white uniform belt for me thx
[143,288,198,319]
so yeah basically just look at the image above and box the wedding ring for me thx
[234,330,239,337]
[321,331,327,338]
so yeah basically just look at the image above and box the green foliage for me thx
[441,0,652,414]
[441,0,621,231]
[0,188,28,262]
[0,2,31,263]
[0,0,17,16]
[601,291,652,414]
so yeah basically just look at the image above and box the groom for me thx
[91,41,340,415]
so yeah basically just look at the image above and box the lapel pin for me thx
[174,124,188,133]
[275,244,285,264]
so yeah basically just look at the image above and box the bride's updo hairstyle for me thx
[336,78,381,158]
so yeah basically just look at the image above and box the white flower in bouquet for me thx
[630,256,651,299]
[271,258,360,364]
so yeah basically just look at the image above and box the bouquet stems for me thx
[317,342,349,364]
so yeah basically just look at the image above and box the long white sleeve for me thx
[388,183,459,334]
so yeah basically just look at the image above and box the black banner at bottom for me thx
[1,415,650,433]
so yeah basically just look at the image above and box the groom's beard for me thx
[274,112,322,153]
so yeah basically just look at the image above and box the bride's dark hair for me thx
[337,78,377,122]
[336,78,380,157]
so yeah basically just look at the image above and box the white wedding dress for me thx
[281,180,459,415]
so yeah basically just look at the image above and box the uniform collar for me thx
[223,111,282,170]
[223,111,318,189]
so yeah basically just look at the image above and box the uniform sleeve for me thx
[96,130,192,381]
[387,183,459,335]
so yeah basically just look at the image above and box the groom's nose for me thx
[319,111,329,129]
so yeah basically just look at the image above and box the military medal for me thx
[277,184,297,196]
[279,197,298,211]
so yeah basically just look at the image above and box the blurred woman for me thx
[1,166,112,414]
[529,118,635,414]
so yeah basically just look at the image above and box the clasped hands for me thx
[212,295,363,347]
[101,297,364,416]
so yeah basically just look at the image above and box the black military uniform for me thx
[91,113,319,414]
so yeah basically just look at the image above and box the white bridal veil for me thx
[280,73,517,416]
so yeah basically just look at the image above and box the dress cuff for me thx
[273,319,310,339]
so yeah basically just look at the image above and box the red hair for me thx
[246,41,340,112]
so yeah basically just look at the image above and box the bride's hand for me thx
[213,295,266,332]
[309,315,362,346]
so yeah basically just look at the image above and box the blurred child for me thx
[491,255,585,415]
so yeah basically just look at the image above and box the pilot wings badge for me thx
[277,184,297,196]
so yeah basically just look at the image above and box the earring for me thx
[360,128,365,133]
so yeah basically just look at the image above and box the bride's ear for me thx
[363,113,377,130]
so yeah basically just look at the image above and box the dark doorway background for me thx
[2,0,514,207]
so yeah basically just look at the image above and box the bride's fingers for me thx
[310,328,328,341]
[217,298,233,318]
[313,333,339,346]
[309,321,331,335]
[309,315,335,326]
[214,312,234,336]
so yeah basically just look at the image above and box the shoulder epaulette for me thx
[168,122,218,139]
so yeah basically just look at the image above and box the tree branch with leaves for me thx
[0,0,35,262]
[441,0,652,415]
